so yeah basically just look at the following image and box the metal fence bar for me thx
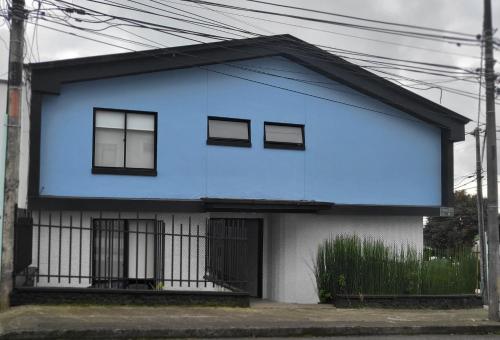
[89,215,93,286]
[171,215,174,286]
[58,211,62,283]
[144,221,148,283]
[97,219,102,286]
[135,219,139,287]
[47,213,52,283]
[205,218,208,288]
[179,223,183,287]
[188,217,191,287]
[154,215,158,290]
[161,221,165,288]
[69,215,73,284]
[196,224,199,288]
[36,210,41,283]
[110,220,114,288]
[117,213,122,288]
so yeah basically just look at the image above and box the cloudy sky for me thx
[0,0,499,196]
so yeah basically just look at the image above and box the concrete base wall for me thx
[265,214,423,303]
[11,287,249,307]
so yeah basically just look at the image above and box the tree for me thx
[424,190,479,250]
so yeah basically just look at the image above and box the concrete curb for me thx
[2,324,500,339]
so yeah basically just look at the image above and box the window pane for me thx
[126,129,154,169]
[208,119,248,140]
[96,110,125,129]
[94,127,125,167]
[128,220,156,279]
[127,113,154,131]
[265,124,303,144]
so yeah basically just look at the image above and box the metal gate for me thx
[206,218,248,292]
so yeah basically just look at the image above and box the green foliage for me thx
[424,190,479,250]
[420,248,478,294]
[314,235,478,301]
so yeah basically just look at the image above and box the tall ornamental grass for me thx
[314,235,478,303]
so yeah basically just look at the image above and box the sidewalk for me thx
[0,301,499,339]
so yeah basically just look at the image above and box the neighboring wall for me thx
[0,80,7,266]
[38,56,442,206]
[265,214,423,303]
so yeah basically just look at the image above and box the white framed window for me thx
[264,122,305,150]
[93,108,157,176]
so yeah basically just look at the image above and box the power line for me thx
[164,0,482,60]
[41,0,482,78]
[48,0,478,73]
[477,38,485,124]
[155,1,491,103]
[32,2,492,109]
[33,5,468,78]
[242,0,477,38]
[38,13,487,107]
[177,0,481,44]
[319,46,477,73]
[80,0,256,39]
[33,0,496,112]
[455,177,480,190]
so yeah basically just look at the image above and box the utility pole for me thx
[483,0,500,321]
[0,0,25,310]
[475,128,488,303]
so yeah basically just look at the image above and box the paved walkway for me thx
[0,301,498,339]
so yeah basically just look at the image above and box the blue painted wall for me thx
[39,57,442,206]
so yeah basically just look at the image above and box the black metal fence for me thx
[14,210,249,293]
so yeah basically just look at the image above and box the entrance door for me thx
[92,219,127,289]
[92,218,165,290]
[206,218,263,297]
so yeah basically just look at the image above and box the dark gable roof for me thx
[29,34,469,141]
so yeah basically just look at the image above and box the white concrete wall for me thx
[0,80,7,264]
[18,75,30,208]
[25,210,424,304]
[265,214,423,303]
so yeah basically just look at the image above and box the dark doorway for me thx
[207,218,263,298]
[245,219,263,298]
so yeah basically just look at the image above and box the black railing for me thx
[14,211,248,293]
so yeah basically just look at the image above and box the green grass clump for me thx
[313,234,478,303]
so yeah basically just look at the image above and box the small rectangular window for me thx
[93,108,157,176]
[264,122,305,150]
[207,116,251,147]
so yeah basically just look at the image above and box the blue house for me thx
[15,35,468,304]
